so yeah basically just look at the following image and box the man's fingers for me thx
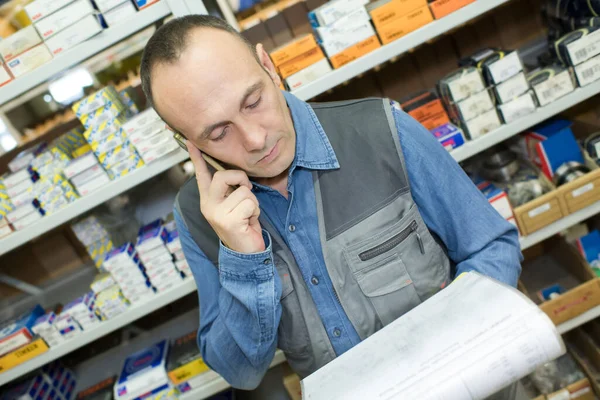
[209,170,253,200]
[221,186,259,213]
[187,141,212,195]
[231,198,258,220]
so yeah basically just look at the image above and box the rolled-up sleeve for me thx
[393,108,522,287]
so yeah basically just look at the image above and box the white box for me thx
[173,250,186,261]
[530,69,575,107]
[6,44,53,78]
[3,169,30,188]
[32,312,57,335]
[494,72,529,104]
[6,203,37,223]
[25,0,77,22]
[144,254,175,270]
[311,0,369,27]
[487,51,522,84]
[115,340,170,400]
[7,178,33,197]
[136,226,167,253]
[445,69,486,103]
[103,243,136,268]
[34,0,95,39]
[127,122,165,145]
[95,0,128,12]
[566,29,600,65]
[140,140,179,163]
[122,108,161,135]
[71,164,105,187]
[64,153,98,178]
[104,1,138,26]
[0,26,42,61]
[285,58,332,90]
[10,190,35,208]
[45,14,103,55]
[317,11,373,57]
[175,259,189,272]
[498,92,537,124]
[134,132,172,154]
[139,246,170,264]
[76,173,111,196]
[575,55,600,86]
[463,109,502,140]
[456,90,495,122]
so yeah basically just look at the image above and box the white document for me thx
[301,272,565,400]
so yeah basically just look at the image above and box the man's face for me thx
[151,28,295,179]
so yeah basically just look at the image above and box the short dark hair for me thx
[140,15,258,108]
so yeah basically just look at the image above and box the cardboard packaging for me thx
[285,58,332,90]
[34,0,95,39]
[0,338,49,373]
[140,140,179,164]
[134,131,172,154]
[372,4,433,45]
[84,114,128,142]
[0,305,44,357]
[132,0,160,10]
[136,226,168,253]
[90,130,127,154]
[63,153,98,178]
[497,91,537,124]
[494,72,530,104]
[73,86,120,117]
[25,0,77,22]
[0,26,42,61]
[401,91,450,130]
[462,109,502,140]
[94,0,129,12]
[429,0,476,19]
[75,171,111,196]
[3,169,31,188]
[167,331,219,393]
[329,35,381,69]
[45,14,103,55]
[461,49,523,85]
[278,46,326,78]
[438,67,486,103]
[270,34,318,68]
[556,28,600,66]
[366,0,425,29]
[6,44,53,78]
[110,154,144,177]
[454,89,495,123]
[319,18,375,58]
[104,0,138,26]
[430,123,466,151]
[309,0,369,27]
[574,55,600,86]
[80,102,127,130]
[121,108,160,134]
[528,66,575,107]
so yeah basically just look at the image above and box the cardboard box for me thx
[75,173,111,196]
[455,90,495,122]
[110,154,144,177]
[94,0,129,12]
[0,338,49,373]
[559,28,600,66]
[64,153,98,178]
[429,0,476,19]
[575,55,600,86]
[285,58,332,90]
[439,67,486,103]
[497,91,537,124]
[462,108,501,140]
[557,164,600,215]
[309,0,369,27]
[139,140,179,164]
[514,189,565,236]
[494,72,529,104]
[375,5,433,45]
[270,34,318,68]
[132,0,160,10]
[34,0,95,39]
[3,169,31,188]
[528,66,575,107]
[104,0,138,26]
[80,102,127,130]
[319,19,375,58]
[329,35,381,69]
[0,26,42,61]
[278,46,326,78]
[134,132,172,154]
[45,14,103,55]
[430,123,465,151]
[91,131,127,154]
[73,86,120,117]
[25,0,77,22]
[122,108,160,134]
[84,114,128,142]
[401,91,450,130]
[6,44,52,78]
[367,0,427,31]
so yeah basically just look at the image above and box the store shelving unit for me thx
[0,150,189,257]
[557,305,600,334]
[291,0,512,101]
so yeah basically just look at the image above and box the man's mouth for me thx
[258,139,280,165]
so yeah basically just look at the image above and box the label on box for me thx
[528,202,551,218]
[34,0,95,39]
[104,1,138,26]
[488,51,522,83]
[498,92,536,124]
[320,20,375,58]
[464,109,501,140]
[314,0,369,27]
[573,182,594,197]
[495,72,529,104]
[575,55,600,86]
[447,69,486,102]
[457,90,494,121]
[567,29,600,65]
[532,70,575,107]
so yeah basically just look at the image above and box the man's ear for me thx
[256,43,281,86]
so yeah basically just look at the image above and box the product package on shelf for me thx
[103,1,138,26]
[366,0,433,45]
[0,25,42,61]
[95,285,130,320]
[497,91,538,125]
[0,338,49,374]
[32,312,65,347]
[460,48,524,87]
[270,34,329,83]
[54,314,83,340]
[71,215,111,246]
[0,305,45,357]
[33,0,95,40]
[61,292,100,330]
[25,0,78,23]
[527,65,576,107]
[6,44,53,78]
[2,362,77,400]
[86,235,114,267]
[429,0,475,19]
[114,339,170,400]
[103,243,155,303]
[168,331,219,394]
[45,13,104,55]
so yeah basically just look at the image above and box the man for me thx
[140,15,522,395]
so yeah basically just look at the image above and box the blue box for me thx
[430,123,465,151]
[115,340,169,400]
[577,230,600,266]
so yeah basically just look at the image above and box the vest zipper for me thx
[358,220,423,261]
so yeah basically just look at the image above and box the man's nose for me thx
[239,123,267,152]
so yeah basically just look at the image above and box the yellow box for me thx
[330,35,381,69]
[73,144,92,158]
[0,339,49,373]
[429,0,476,19]
[72,86,120,117]
[278,47,326,79]
[368,0,427,31]
[376,6,434,45]
[168,359,210,385]
[270,34,318,68]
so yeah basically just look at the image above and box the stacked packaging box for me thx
[31,312,65,348]
[25,0,103,56]
[136,220,183,293]
[121,109,179,164]
[95,285,130,320]
[366,0,433,45]
[167,331,219,394]
[97,0,139,26]
[0,23,52,80]
[2,169,46,230]
[103,243,155,304]
[60,292,101,331]
[0,305,45,357]
[71,216,114,267]
[166,228,190,277]
[1,361,76,400]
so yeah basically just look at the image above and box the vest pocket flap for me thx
[355,254,413,297]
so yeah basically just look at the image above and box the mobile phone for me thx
[173,132,226,171]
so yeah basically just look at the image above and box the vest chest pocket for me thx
[344,220,423,326]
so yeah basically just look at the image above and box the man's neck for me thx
[255,169,290,199]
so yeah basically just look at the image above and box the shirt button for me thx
[288,224,296,232]
[333,328,341,337]
[311,276,319,285]
[263,258,271,265]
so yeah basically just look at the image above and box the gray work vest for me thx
[175,98,452,379]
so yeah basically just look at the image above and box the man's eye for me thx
[247,97,261,109]
[212,126,228,142]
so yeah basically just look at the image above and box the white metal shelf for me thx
[0,150,189,258]
[291,0,512,101]
[451,79,600,163]
[519,200,600,250]
[0,1,171,107]
[557,305,600,334]
[0,278,197,386]
[178,351,287,400]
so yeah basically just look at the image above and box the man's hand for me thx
[187,141,266,254]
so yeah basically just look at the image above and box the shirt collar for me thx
[283,91,340,171]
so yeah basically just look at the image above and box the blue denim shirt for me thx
[173,91,522,389]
